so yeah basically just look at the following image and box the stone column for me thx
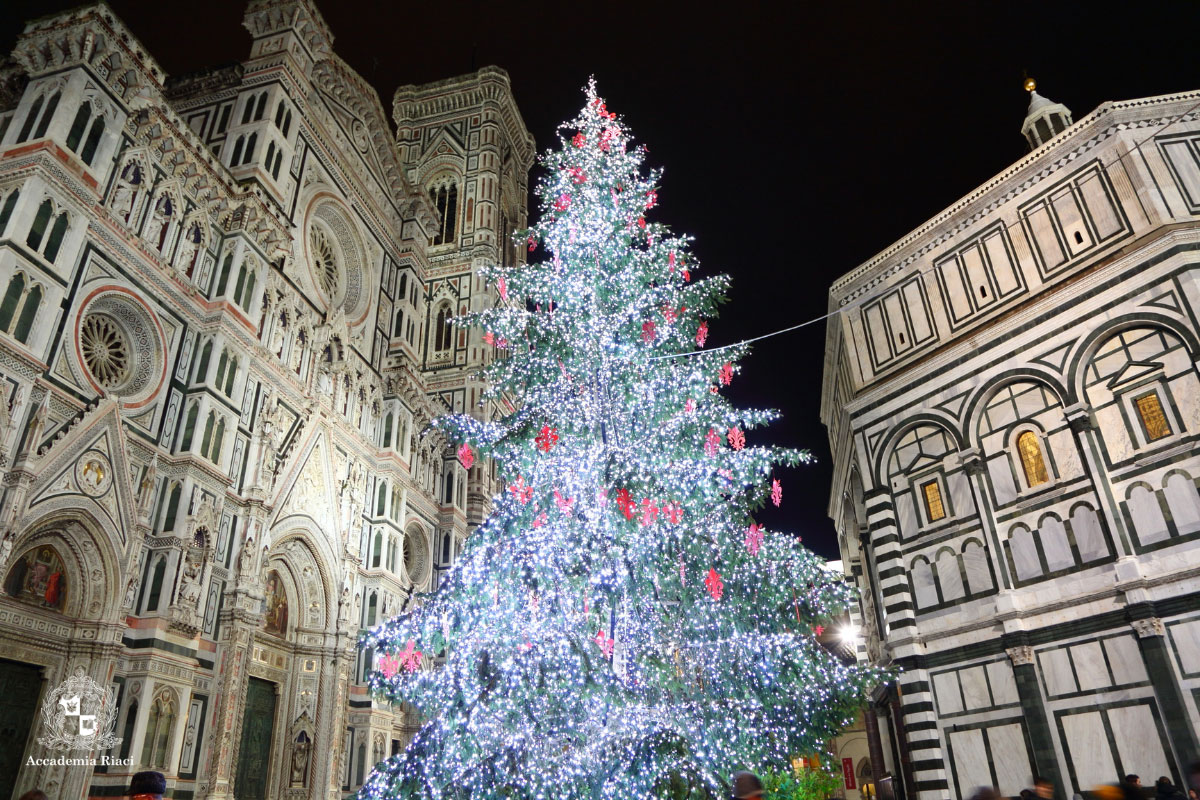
[960,448,1012,590]
[1064,404,1132,557]
[893,659,950,800]
[1129,612,1200,769]
[1004,641,1065,800]
[864,700,887,794]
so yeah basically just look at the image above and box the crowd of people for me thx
[12,764,1200,799]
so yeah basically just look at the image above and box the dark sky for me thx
[4,0,1196,558]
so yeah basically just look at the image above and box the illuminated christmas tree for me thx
[360,80,881,800]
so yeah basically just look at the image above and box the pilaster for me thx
[1128,606,1200,769]
[1004,638,1065,800]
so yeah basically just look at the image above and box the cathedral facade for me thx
[822,87,1200,800]
[0,1,533,798]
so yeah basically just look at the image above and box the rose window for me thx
[404,527,430,584]
[309,225,342,300]
[80,313,130,388]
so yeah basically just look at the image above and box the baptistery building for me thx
[0,0,533,797]
[822,85,1200,800]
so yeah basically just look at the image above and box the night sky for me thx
[3,0,1196,558]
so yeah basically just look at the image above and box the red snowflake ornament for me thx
[813,625,825,637]
[771,478,783,507]
[645,190,658,209]
[554,490,574,515]
[594,629,615,658]
[669,251,676,271]
[535,425,559,453]
[573,132,586,148]
[567,166,587,184]
[696,321,708,348]
[527,236,537,252]
[719,363,734,386]
[704,428,721,457]
[705,568,724,601]
[663,501,683,524]
[457,443,474,469]
[497,276,508,301]
[532,511,548,529]
[555,194,572,212]
[483,331,495,346]
[727,427,745,451]
[684,398,696,414]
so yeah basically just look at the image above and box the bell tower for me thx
[1021,77,1073,150]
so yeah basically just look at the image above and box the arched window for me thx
[282,109,292,138]
[146,556,167,610]
[372,533,382,569]
[382,413,393,448]
[428,180,458,246]
[141,690,176,769]
[33,92,61,140]
[66,101,93,152]
[16,94,45,143]
[180,404,199,450]
[244,133,257,164]
[234,260,256,310]
[434,304,452,352]
[210,417,225,462]
[386,538,395,573]
[194,340,213,383]
[1017,431,1049,488]
[254,92,268,121]
[442,532,452,564]
[274,100,286,129]
[215,350,229,388]
[118,699,138,760]
[216,253,234,296]
[201,411,216,457]
[398,272,407,301]
[0,273,42,344]
[224,358,237,396]
[230,136,245,167]
[377,483,387,516]
[265,141,276,171]
[26,199,52,251]
[80,116,105,167]
[0,188,19,231]
[444,471,455,505]
[271,149,282,180]
[240,97,254,125]
[44,210,69,263]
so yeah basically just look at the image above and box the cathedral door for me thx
[234,677,277,800]
[0,659,42,798]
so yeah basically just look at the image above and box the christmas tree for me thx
[360,81,881,800]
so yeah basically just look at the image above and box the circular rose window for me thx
[309,224,342,301]
[80,314,130,388]
[74,290,164,402]
[404,527,430,586]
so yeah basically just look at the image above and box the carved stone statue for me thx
[289,736,311,786]
[137,455,158,519]
[337,582,351,628]
[122,574,140,610]
[0,533,12,572]
[178,558,203,608]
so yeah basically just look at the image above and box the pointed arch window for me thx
[118,699,138,760]
[434,304,452,352]
[26,198,71,263]
[16,94,45,143]
[180,403,199,450]
[141,690,176,769]
[146,556,167,610]
[1017,431,1050,488]
[254,92,268,121]
[0,188,19,232]
[230,136,245,167]
[428,181,458,246]
[66,102,93,152]
[234,260,256,311]
[0,273,41,344]
[372,533,382,569]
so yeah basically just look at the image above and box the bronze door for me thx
[0,660,42,799]
[234,677,276,800]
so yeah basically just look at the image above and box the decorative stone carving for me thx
[1005,645,1035,666]
[1130,617,1165,638]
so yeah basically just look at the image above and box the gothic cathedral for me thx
[0,1,534,798]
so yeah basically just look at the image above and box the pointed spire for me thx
[1021,77,1073,150]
